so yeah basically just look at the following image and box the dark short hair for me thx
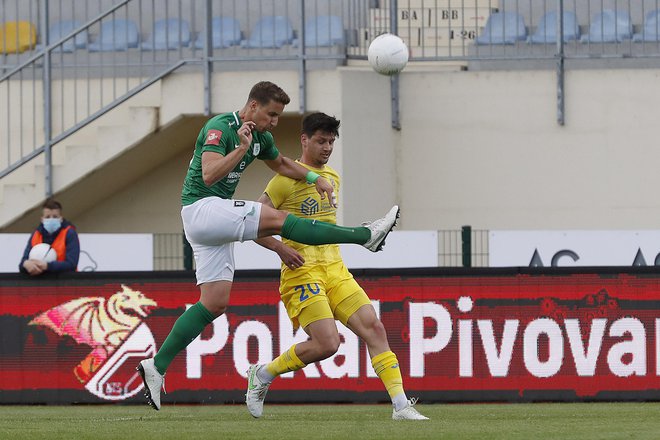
[302,112,340,138]
[42,198,62,211]
[248,81,291,106]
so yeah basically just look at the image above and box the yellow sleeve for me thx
[264,174,294,209]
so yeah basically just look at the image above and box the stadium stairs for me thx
[0,80,185,228]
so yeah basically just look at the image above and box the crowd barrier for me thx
[2,267,660,404]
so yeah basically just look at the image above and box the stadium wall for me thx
[3,267,660,404]
[4,66,660,235]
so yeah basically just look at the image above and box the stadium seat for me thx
[0,21,37,54]
[581,10,632,43]
[44,20,88,52]
[88,19,139,52]
[303,15,345,47]
[141,18,191,50]
[243,16,294,48]
[193,17,242,49]
[528,11,580,43]
[475,11,527,45]
[633,9,660,42]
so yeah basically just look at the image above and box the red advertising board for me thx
[2,268,660,404]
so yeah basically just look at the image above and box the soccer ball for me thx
[29,243,57,262]
[368,33,409,76]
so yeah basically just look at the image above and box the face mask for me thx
[42,218,62,234]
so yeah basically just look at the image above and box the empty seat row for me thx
[1,15,345,54]
[476,9,660,45]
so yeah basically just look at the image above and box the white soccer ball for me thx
[29,243,57,263]
[368,33,409,76]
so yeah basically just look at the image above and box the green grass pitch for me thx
[2,403,660,439]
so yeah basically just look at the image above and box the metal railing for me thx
[153,232,192,271]
[0,0,370,190]
[152,227,489,270]
[2,0,660,206]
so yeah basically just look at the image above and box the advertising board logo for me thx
[29,285,157,401]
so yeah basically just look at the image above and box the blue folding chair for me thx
[243,16,294,48]
[141,18,191,50]
[475,11,527,45]
[48,20,88,52]
[633,10,660,42]
[88,19,139,51]
[194,17,242,49]
[528,11,580,43]
[581,10,632,43]
[304,15,344,47]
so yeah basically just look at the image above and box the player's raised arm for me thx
[201,121,255,186]
[263,155,336,207]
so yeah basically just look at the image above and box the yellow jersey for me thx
[264,161,342,266]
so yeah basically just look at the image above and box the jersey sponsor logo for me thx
[301,197,319,216]
[227,171,242,183]
[234,201,246,207]
[253,143,261,156]
[205,129,222,146]
[29,285,157,401]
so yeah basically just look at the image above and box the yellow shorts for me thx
[279,260,372,329]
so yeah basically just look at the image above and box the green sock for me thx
[154,301,215,375]
[281,214,370,245]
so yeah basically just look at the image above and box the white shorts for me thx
[181,197,262,285]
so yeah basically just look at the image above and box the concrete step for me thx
[0,181,43,225]
[0,81,163,228]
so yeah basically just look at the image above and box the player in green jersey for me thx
[137,81,399,410]
[245,112,428,420]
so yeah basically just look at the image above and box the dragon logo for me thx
[30,285,158,400]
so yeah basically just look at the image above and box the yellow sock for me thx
[266,344,306,377]
[372,350,405,401]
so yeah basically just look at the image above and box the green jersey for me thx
[181,111,280,205]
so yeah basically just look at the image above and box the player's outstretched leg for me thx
[392,397,429,420]
[246,364,272,418]
[362,205,400,252]
[137,358,165,410]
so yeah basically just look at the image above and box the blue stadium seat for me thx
[88,19,139,52]
[528,11,580,43]
[48,20,88,52]
[475,11,527,45]
[304,15,345,47]
[581,10,632,43]
[243,16,294,48]
[141,18,191,50]
[633,10,660,42]
[193,17,242,49]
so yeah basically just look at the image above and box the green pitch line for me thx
[1,403,660,440]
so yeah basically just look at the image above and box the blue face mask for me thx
[42,218,62,234]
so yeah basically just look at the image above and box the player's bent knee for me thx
[369,320,388,342]
[206,304,227,316]
[317,335,340,359]
[258,206,290,236]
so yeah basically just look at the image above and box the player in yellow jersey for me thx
[246,112,428,421]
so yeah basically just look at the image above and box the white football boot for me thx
[246,364,271,418]
[362,205,400,252]
[392,398,430,420]
[137,358,165,411]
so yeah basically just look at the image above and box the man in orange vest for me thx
[19,198,80,275]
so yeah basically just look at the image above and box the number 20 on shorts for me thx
[295,283,320,302]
